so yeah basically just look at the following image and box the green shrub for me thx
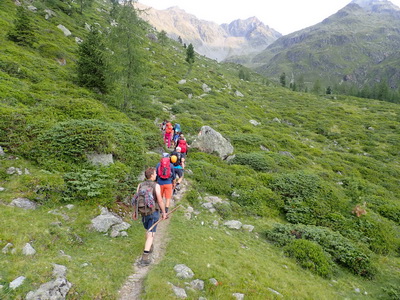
[38,43,65,59]
[266,224,376,278]
[284,198,318,225]
[231,152,275,172]
[283,239,334,278]
[269,171,321,200]
[32,119,145,172]
[62,168,113,204]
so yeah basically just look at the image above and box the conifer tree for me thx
[157,30,168,45]
[76,28,108,93]
[7,6,37,47]
[279,72,286,87]
[186,43,195,64]
[107,0,147,109]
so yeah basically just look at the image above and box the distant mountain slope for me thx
[252,0,400,89]
[135,3,281,61]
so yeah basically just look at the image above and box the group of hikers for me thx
[131,120,189,266]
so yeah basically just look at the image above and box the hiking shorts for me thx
[142,210,160,233]
[160,183,173,199]
[174,168,184,178]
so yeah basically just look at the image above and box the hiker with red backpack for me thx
[132,167,167,266]
[156,153,176,213]
[164,121,173,148]
[176,135,188,157]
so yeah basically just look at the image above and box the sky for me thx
[137,0,400,35]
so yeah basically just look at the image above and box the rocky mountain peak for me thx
[350,0,400,12]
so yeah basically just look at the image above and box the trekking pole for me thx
[147,205,182,232]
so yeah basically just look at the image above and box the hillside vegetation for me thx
[0,0,399,299]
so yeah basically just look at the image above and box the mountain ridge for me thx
[135,2,281,61]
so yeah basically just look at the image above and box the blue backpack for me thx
[174,123,181,133]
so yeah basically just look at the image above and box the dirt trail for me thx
[118,181,187,300]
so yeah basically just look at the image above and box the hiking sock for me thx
[144,250,150,254]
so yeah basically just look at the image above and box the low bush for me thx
[283,239,334,278]
[231,152,275,172]
[266,223,376,278]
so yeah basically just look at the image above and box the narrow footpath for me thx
[118,180,188,300]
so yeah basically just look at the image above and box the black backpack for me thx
[131,181,157,216]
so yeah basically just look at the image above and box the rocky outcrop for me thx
[191,126,234,159]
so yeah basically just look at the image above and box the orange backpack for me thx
[165,122,173,134]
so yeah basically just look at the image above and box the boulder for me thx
[174,264,194,279]
[191,126,234,160]
[57,24,72,36]
[90,207,123,232]
[10,198,37,210]
[26,277,72,300]
[22,243,36,256]
[190,279,204,290]
[223,220,242,230]
[10,276,25,289]
[249,120,260,126]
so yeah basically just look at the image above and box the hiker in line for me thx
[170,146,185,194]
[132,167,167,266]
[172,129,181,148]
[156,153,176,213]
[164,121,173,148]
[176,135,188,157]
[159,119,167,133]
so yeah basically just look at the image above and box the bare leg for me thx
[144,232,155,251]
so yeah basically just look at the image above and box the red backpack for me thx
[178,139,187,153]
[157,157,172,179]
[165,122,173,134]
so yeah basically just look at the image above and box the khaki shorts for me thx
[160,183,173,199]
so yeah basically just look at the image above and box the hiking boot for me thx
[140,253,151,266]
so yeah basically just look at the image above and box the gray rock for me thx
[10,276,26,289]
[184,212,192,220]
[209,278,218,286]
[91,207,123,232]
[57,24,72,36]
[191,126,234,160]
[223,220,242,230]
[26,277,72,300]
[273,117,281,123]
[22,243,36,256]
[235,90,244,97]
[201,202,214,210]
[65,204,74,210]
[112,222,131,232]
[27,5,37,12]
[2,243,14,254]
[267,287,283,297]
[242,225,255,232]
[87,153,114,166]
[212,220,219,226]
[249,120,260,126]
[6,167,17,174]
[174,264,194,279]
[0,187,5,192]
[260,145,270,151]
[24,168,30,175]
[233,293,245,300]
[44,9,56,19]
[119,231,128,237]
[53,264,67,278]
[0,146,5,156]
[202,83,211,93]
[10,198,37,210]
[190,279,204,290]
[186,206,194,213]
[75,37,83,44]
[110,230,120,238]
[178,79,187,84]
[171,285,187,298]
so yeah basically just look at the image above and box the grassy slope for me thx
[0,0,399,299]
